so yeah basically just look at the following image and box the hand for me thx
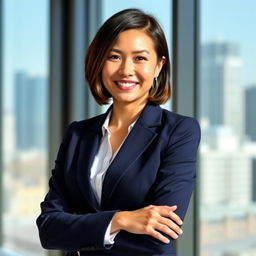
[111,205,183,244]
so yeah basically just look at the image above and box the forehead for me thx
[112,29,156,52]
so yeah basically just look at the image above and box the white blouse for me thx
[90,110,137,245]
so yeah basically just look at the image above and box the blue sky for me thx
[3,0,48,74]
[201,0,256,86]
[2,0,256,110]
[3,0,48,110]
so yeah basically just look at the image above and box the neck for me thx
[109,101,147,129]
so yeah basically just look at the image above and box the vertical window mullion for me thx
[0,0,3,246]
[172,0,200,255]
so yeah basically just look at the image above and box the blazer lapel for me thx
[76,107,112,211]
[76,133,101,210]
[101,103,162,209]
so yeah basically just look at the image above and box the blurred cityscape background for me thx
[0,0,256,256]
[200,41,256,256]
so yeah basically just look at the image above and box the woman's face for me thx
[102,29,165,106]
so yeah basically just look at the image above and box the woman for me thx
[37,8,201,256]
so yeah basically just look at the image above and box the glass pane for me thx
[1,0,49,255]
[101,0,172,113]
[199,1,256,255]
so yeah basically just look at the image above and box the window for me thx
[199,1,256,255]
[1,0,49,255]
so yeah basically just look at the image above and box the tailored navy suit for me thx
[37,103,201,256]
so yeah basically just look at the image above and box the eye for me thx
[108,54,121,61]
[135,56,148,61]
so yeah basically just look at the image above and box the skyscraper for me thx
[252,159,256,203]
[14,71,48,151]
[245,86,256,142]
[200,127,251,207]
[200,41,244,139]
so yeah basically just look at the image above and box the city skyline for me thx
[14,71,48,151]
[199,39,256,256]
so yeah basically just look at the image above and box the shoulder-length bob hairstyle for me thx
[85,8,171,105]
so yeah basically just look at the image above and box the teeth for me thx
[117,82,137,87]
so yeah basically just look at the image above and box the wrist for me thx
[111,211,127,233]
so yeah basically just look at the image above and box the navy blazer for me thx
[37,103,201,256]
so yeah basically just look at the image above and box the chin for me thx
[113,96,136,102]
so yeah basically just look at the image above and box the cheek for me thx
[138,64,156,80]
[102,63,117,80]
[102,64,110,81]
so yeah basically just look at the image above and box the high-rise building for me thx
[14,71,48,151]
[200,41,244,139]
[200,126,251,208]
[252,159,256,203]
[245,86,256,142]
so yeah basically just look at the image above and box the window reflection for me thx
[200,1,256,256]
[1,0,48,255]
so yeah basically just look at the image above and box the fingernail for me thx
[179,220,183,225]
[179,229,183,235]
[165,239,170,244]
[174,234,179,239]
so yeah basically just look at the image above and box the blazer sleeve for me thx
[150,116,201,221]
[36,122,118,252]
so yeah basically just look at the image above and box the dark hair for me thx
[85,8,171,105]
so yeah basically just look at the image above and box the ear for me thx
[154,56,166,77]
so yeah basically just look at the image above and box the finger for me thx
[157,207,183,225]
[154,223,179,240]
[159,217,183,235]
[149,227,171,244]
[148,205,177,210]
[159,207,183,225]
[169,211,183,225]
[168,205,177,210]
[147,205,183,225]
[161,205,177,211]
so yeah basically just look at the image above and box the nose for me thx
[118,58,134,76]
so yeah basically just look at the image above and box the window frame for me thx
[172,0,200,255]
[0,0,3,247]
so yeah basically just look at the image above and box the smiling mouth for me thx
[114,80,139,90]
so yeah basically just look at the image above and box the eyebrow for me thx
[110,48,150,54]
